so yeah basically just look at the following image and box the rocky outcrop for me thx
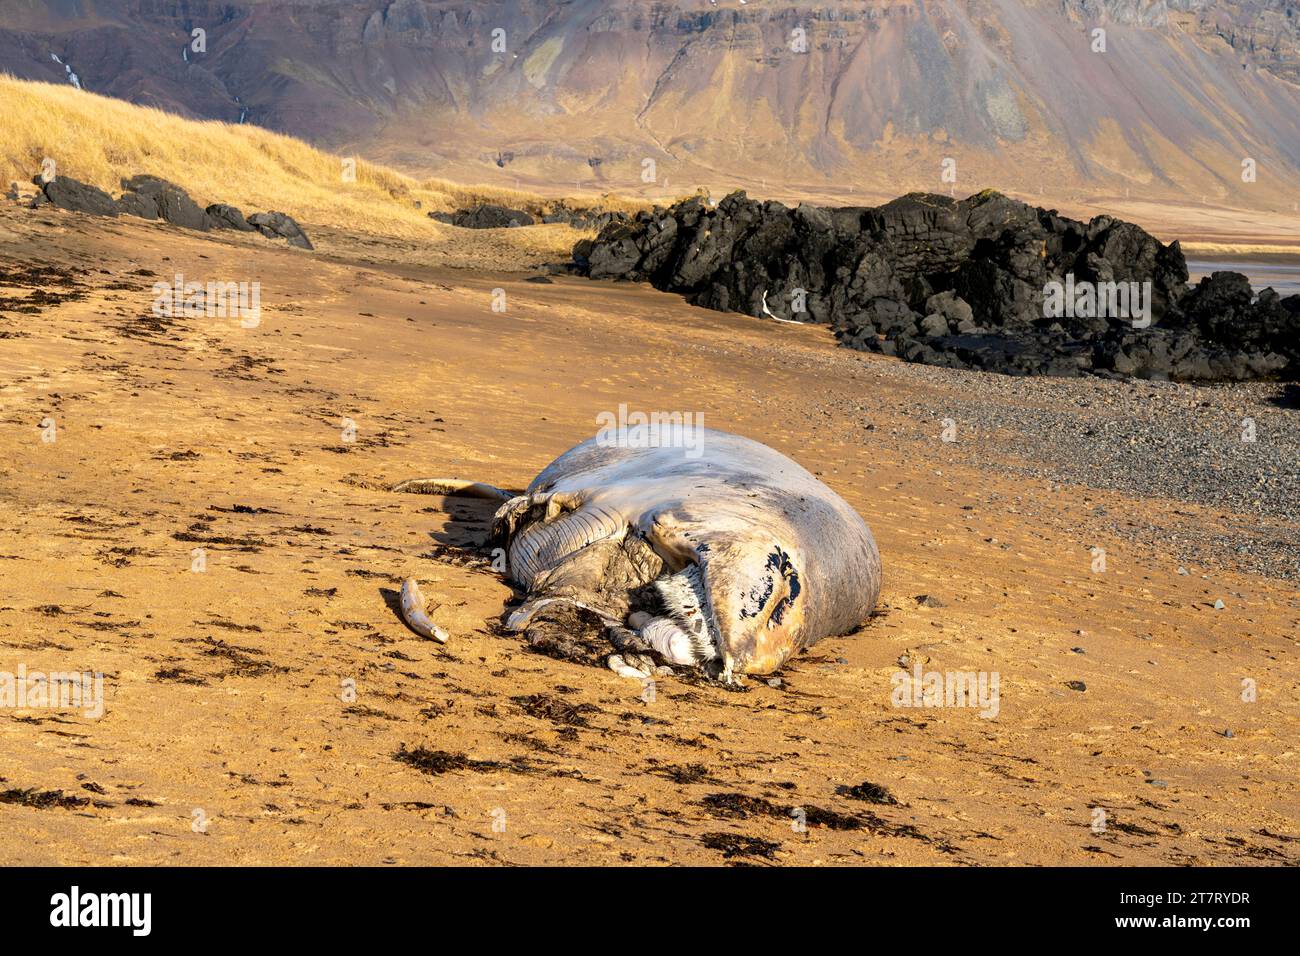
[572,190,1299,382]
[119,175,210,230]
[430,202,627,230]
[1058,1,1183,28]
[1180,271,1300,362]
[114,190,157,220]
[429,204,535,229]
[23,171,312,250]
[1170,0,1300,85]
[540,203,629,231]
[36,175,118,217]
[205,203,255,232]
[247,211,313,249]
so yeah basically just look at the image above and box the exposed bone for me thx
[607,653,655,680]
[399,578,449,642]
[760,288,805,324]
[390,478,511,501]
[636,614,707,665]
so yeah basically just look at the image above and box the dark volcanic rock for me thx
[588,218,653,280]
[119,175,210,230]
[205,203,255,232]
[25,168,313,251]
[433,201,625,231]
[40,176,118,217]
[1181,271,1300,359]
[247,211,313,249]
[541,202,629,230]
[114,191,158,219]
[574,189,1297,382]
[430,203,534,229]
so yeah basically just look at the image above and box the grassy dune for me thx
[0,75,645,243]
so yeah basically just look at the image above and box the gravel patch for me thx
[754,336,1299,580]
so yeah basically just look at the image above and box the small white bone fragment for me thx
[607,654,652,680]
[389,478,511,501]
[399,578,448,643]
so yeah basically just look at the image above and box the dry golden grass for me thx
[0,75,650,247]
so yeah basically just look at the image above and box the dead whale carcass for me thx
[393,426,881,680]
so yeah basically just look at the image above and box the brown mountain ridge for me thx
[2,0,1298,219]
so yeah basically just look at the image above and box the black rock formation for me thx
[430,201,627,230]
[114,190,158,220]
[25,170,313,250]
[540,202,629,231]
[119,175,210,230]
[429,204,534,228]
[205,203,255,232]
[246,211,313,250]
[572,190,1299,382]
[36,174,118,217]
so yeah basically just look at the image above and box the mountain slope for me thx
[1,0,1298,216]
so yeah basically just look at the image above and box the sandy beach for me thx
[0,200,1295,866]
